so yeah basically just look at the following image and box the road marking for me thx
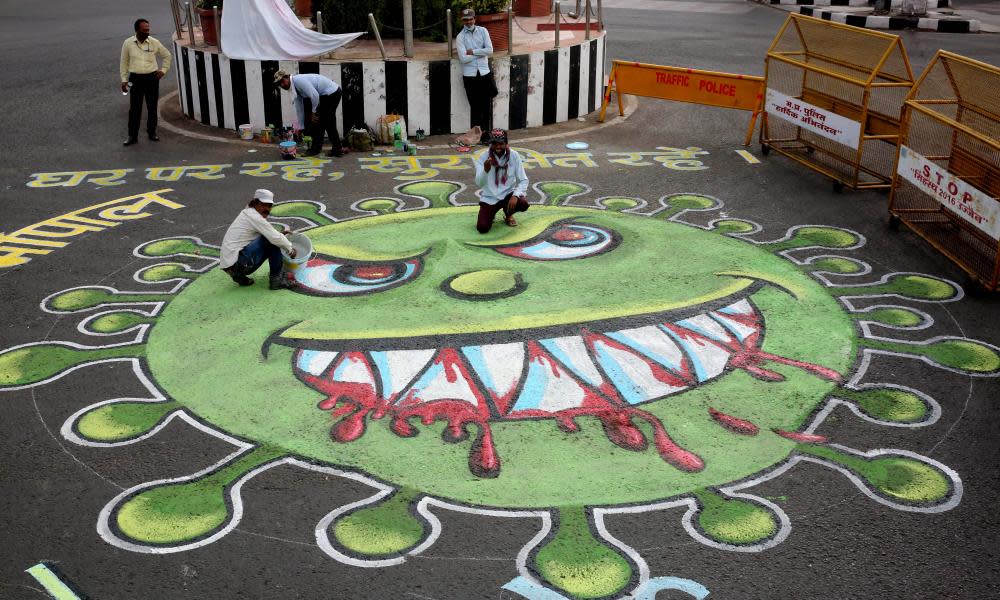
[25,563,83,600]
[735,149,761,164]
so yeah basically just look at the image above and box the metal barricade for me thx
[889,50,1000,290]
[760,14,915,192]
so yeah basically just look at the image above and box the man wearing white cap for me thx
[219,189,297,290]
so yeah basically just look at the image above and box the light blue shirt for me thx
[456,26,492,77]
[291,73,340,128]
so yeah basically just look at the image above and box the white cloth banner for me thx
[765,88,861,149]
[897,145,1000,240]
[221,0,363,61]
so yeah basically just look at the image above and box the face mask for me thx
[137,32,149,41]
[464,24,475,32]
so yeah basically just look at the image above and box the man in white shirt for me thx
[219,189,297,290]
[456,8,494,144]
[274,70,345,157]
[474,129,530,233]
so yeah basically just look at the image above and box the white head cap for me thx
[253,189,274,204]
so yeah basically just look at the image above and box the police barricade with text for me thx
[889,50,1000,291]
[598,61,764,146]
[760,14,915,192]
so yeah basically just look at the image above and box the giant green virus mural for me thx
[2,180,997,599]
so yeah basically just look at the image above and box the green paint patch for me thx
[139,264,192,283]
[270,202,334,226]
[800,446,951,504]
[839,388,928,423]
[356,199,399,213]
[139,238,219,258]
[859,307,924,328]
[694,489,778,545]
[398,181,461,208]
[332,489,425,556]
[600,197,639,211]
[47,288,166,312]
[534,507,632,599]
[77,401,178,442]
[0,344,141,388]
[115,447,282,544]
[769,226,860,253]
[866,338,1000,374]
[712,219,757,235]
[448,269,520,297]
[834,274,956,301]
[536,182,587,206]
[807,257,864,275]
[87,312,150,334]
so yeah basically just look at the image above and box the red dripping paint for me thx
[709,407,759,435]
[774,429,827,443]
[599,410,648,451]
[469,424,501,478]
[332,408,368,442]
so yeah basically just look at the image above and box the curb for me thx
[797,7,980,32]
[769,0,950,6]
[158,89,640,149]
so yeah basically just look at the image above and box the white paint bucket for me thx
[239,124,253,141]
[281,232,312,271]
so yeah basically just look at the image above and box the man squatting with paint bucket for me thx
[219,189,299,290]
[475,129,530,233]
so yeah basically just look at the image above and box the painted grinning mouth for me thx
[288,296,841,478]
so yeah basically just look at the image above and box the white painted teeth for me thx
[297,299,761,411]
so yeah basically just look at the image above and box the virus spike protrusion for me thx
[0,343,142,389]
[831,274,959,301]
[837,387,930,423]
[533,506,633,599]
[774,429,827,444]
[330,488,428,557]
[74,401,179,443]
[692,489,779,546]
[854,307,925,329]
[710,219,757,235]
[656,193,717,220]
[356,198,403,215]
[863,337,1000,375]
[46,288,168,312]
[112,446,284,545]
[136,237,220,259]
[799,446,957,507]
[269,201,335,226]
[597,197,640,212]
[708,407,760,435]
[84,312,154,334]
[764,226,861,253]
[806,257,865,275]
[536,181,587,206]
[137,264,199,284]
[398,181,462,208]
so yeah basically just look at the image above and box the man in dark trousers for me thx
[455,8,494,144]
[120,18,172,146]
[274,69,345,157]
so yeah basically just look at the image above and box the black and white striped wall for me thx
[174,35,607,136]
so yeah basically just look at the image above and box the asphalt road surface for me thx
[2,1,999,599]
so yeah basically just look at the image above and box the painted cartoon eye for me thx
[292,256,423,296]
[494,223,619,260]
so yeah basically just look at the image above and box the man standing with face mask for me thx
[120,18,172,146]
[456,8,494,144]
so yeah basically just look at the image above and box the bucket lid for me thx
[279,141,297,148]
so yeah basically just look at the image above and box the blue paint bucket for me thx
[279,140,298,159]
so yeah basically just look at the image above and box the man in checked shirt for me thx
[120,18,172,146]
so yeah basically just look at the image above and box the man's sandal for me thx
[504,215,518,227]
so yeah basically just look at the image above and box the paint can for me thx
[238,124,253,141]
[279,140,298,160]
[281,232,312,271]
